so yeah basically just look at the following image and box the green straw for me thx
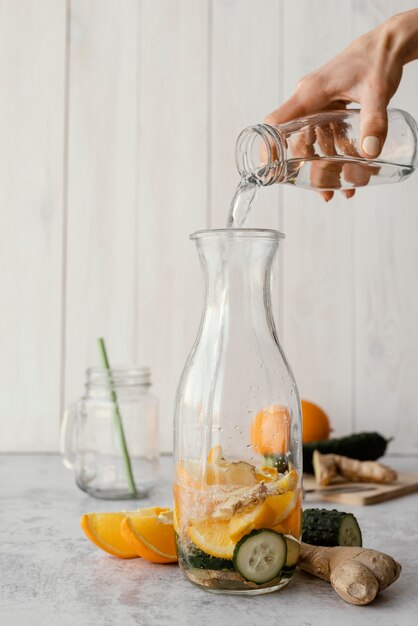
[97,337,137,496]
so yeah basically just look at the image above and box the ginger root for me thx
[312,449,398,486]
[299,542,401,605]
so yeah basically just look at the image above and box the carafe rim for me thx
[190,228,285,241]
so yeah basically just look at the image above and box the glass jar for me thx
[60,367,159,499]
[235,108,418,190]
[174,229,302,595]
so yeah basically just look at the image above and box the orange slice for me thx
[229,500,276,541]
[120,509,177,563]
[277,501,302,537]
[251,404,291,455]
[187,519,235,559]
[255,466,279,482]
[266,489,300,526]
[207,444,224,464]
[173,507,180,535]
[80,512,137,559]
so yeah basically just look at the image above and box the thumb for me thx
[360,98,388,159]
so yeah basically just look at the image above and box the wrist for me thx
[380,10,418,65]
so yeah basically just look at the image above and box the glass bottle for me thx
[235,108,418,190]
[174,229,302,595]
[60,366,159,499]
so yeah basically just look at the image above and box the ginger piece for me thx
[299,542,401,605]
[312,449,338,486]
[312,449,397,486]
[211,479,287,520]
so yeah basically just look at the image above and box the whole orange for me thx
[301,400,331,443]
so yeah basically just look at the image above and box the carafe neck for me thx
[192,230,283,342]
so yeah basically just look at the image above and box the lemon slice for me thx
[187,519,235,560]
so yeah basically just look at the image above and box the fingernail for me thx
[362,136,381,157]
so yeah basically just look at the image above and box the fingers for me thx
[264,75,330,125]
[359,95,389,158]
[321,191,334,202]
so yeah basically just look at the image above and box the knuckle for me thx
[263,113,276,125]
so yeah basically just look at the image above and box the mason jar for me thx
[60,366,159,499]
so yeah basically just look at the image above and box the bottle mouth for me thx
[190,228,285,241]
[235,124,285,185]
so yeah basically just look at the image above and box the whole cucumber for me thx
[303,431,390,474]
[302,508,362,547]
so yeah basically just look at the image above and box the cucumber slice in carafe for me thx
[233,529,287,584]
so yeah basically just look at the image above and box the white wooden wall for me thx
[1,0,418,455]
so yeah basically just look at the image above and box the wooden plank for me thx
[0,0,67,451]
[210,0,281,231]
[65,1,138,406]
[210,0,283,335]
[137,0,209,452]
[280,0,355,438]
[353,0,418,454]
[304,472,418,506]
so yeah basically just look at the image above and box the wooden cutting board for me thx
[303,472,418,506]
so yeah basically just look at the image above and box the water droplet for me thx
[218,426,223,432]
[260,363,264,369]
[290,388,295,396]
[246,443,252,448]
[234,425,238,430]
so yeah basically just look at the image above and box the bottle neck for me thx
[235,124,286,185]
[193,230,283,345]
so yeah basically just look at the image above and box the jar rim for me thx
[86,366,152,387]
[190,228,285,241]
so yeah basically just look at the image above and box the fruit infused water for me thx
[174,441,301,592]
[174,229,302,594]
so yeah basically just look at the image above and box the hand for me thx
[265,13,410,200]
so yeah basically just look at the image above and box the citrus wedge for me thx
[229,500,276,541]
[207,444,224,464]
[275,501,302,537]
[266,489,299,526]
[255,466,279,483]
[80,512,137,559]
[272,468,298,491]
[187,519,235,560]
[120,509,177,564]
[173,506,180,534]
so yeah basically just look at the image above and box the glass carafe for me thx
[174,229,302,595]
[235,108,418,190]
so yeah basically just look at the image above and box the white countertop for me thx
[1,454,417,626]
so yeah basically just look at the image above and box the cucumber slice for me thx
[233,529,287,584]
[338,514,362,547]
[284,535,300,568]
